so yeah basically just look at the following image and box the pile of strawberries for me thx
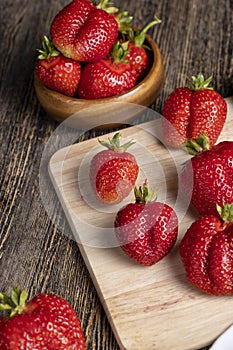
[160,73,232,296]
[89,75,232,298]
[90,132,179,266]
[35,0,160,99]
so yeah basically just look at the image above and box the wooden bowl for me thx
[34,34,164,125]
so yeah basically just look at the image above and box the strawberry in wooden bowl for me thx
[34,0,164,124]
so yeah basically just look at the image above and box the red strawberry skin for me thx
[0,317,6,331]
[162,86,227,148]
[125,42,151,81]
[0,293,86,349]
[162,87,192,147]
[180,141,233,216]
[180,215,233,295]
[35,54,81,97]
[114,202,178,266]
[50,0,118,62]
[90,149,139,204]
[78,58,138,99]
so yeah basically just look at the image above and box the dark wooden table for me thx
[1,0,232,349]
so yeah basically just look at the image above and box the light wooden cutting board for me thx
[49,97,233,350]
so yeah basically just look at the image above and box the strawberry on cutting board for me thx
[114,182,178,266]
[180,135,233,216]
[35,36,81,97]
[90,132,139,204]
[50,0,119,62]
[180,203,233,295]
[162,73,227,148]
[0,287,86,349]
[78,41,138,99]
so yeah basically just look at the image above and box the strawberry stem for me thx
[183,134,210,155]
[216,204,233,224]
[141,16,161,35]
[134,181,157,204]
[189,72,213,91]
[95,0,119,13]
[98,132,135,152]
[37,35,60,60]
[115,10,133,34]
[128,16,161,47]
[0,287,28,317]
[109,40,129,63]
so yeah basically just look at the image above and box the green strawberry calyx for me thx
[0,287,28,317]
[216,203,233,225]
[98,132,135,152]
[94,0,118,14]
[127,16,161,48]
[134,181,157,204]
[183,134,210,155]
[115,10,133,34]
[189,72,214,91]
[37,35,60,60]
[109,41,129,63]
[94,0,133,32]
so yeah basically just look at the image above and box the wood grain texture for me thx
[0,0,232,349]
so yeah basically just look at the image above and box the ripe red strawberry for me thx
[180,203,233,295]
[78,41,138,99]
[0,288,86,349]
[162,73,227,148]
[90,132,139,204]
[114,183,178,266]
[50,0,118,62]
[180,135,233,216]
[124,16,161,81]
[35,36,81,97]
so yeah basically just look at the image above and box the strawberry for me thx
[78,41,138,99]
[90,132,139,204]
[162,73,227,148]
[0,287,86,349]
[50,0,119,62]
[124,16,161,81]
[180,135,233,216]
[114,182,178,266]
[35,36,81,97]
[0,317,6,330]
[180,203,233,295]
